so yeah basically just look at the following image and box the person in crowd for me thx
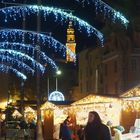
[29,119,36,129]
[84,111,112,140]
[19,117,28,129]
[59,117,72,140]
[77,125,84,140]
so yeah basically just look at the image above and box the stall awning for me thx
[41,101,58,110]
[72,94,119,105]
[120,85,140,99]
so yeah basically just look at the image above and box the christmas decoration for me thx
[0,5,103,43]
[0,49,45,73]
[0,42,58,70]
[0,64,27,80]
[75,0,129,26]
[0,29,76,59]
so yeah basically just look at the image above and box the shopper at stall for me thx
[59,117,72,140]
[77,125,84,140]
[84,111,112,140]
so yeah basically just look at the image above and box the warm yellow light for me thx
[0,101,7,109]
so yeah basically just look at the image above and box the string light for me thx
[0,55,34,74]
[0,64,27,80]
[0,42,58,69]
[75,0,129,26]
[0,49,45,73]
[1,0,129,27]
[0,29,76,59]
[0,5,104,44]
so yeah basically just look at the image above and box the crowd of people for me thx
[0,117,36,139]
[59,111,112,140]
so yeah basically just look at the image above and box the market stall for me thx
[41,101,59,140]
[24,106,36,122]
[71,94,121,126]
[120,85,140,133]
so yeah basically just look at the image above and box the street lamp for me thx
[55,70,62,91]
[47,69,62,98]
[56,70,62,75]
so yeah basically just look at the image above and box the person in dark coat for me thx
[59,119,72,140]
[77,125,84,140]
[84,111,112,140]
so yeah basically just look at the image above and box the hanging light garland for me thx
[0,5,104,44]
[1,0,129,27]
[75,0,129,27]
[0,54,34,74]
[0,42,58,70]
[0,49,45,73]
[0,29,76,59]
[0,64,27,80]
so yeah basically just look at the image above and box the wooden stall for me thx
[71,94,121,126]
[41,101,58,140]
[120,86,140,133]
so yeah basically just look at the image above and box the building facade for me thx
[79,32,140,96]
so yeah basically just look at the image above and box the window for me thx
[104,64,108,76]
[114,61,118,73]
[105,84,108,94]
[115,81,118,94]
[131,59,137,72]
[86,81,90,92]
[100,74,103,84]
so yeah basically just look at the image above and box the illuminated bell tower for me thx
[66,21,76,62]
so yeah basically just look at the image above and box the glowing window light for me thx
[0,64,27,80]
[0,5,103,44]
[48,91,65,101]
[0,49,45,73]
[0,55,34,74]
[75,0,129,26]
[0,29,76,59]
[0,42,58,70]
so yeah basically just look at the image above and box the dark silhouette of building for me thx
[78,31,140,96]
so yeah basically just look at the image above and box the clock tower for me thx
[66,21,76,62]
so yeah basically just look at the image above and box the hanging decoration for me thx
[0,0,129,27]
[48,91,65,101]
[0,42,58,70]
[0,64,27,80]
[0,49,45,73]
[0,5,104,44]
[0,29,76,59]
[0,55,34,74]
[75,0,129,26]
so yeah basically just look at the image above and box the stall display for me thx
[71,95,121,126]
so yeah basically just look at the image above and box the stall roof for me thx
[24,107,35,113]
[41,101,58,110]
[120,84,140,98]
[72,94,119,105]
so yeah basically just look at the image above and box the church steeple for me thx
[66,21,76,62]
